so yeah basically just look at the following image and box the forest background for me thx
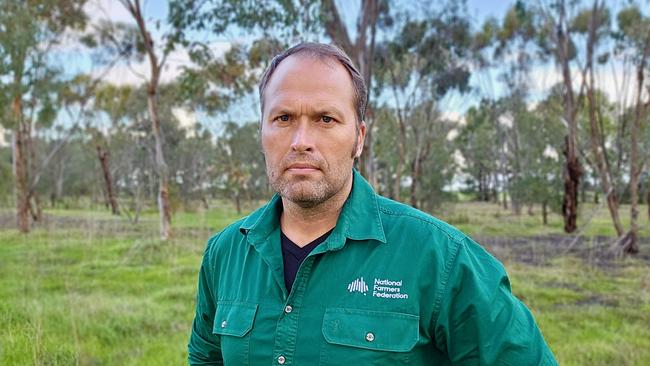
[1,0,649,365]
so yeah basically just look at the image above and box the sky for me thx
[5,0,515,147]
[53,0,644,134]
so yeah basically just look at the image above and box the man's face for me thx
[260,55,366,208]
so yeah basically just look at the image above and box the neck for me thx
[280,175,353,247]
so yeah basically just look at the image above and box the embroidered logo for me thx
[347,277,368,295]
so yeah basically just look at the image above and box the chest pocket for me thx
[320,307,419,365]
[213,301,258,366]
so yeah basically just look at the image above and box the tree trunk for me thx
[25,126,43,222]
[542,201,548,226]
[147,87,172,240]
[54,161,65,206]
[626,32,649,255]
[360,109,376,188]
[647,178,650,221]
[512,200,522,216]
[123,0,173,239]
[562,138,582,233]
[491,172,499,203]
[11,96,30,233]
[233,191,241,215]
[29,193,42,223]
[556,1,582,233]
[201,196,210,210]
[393,118,406,201]
[409,153,422,209]
[645,177,650,222]
[477,168,483,201]
[585,8,625,237]
[96,145,119,215]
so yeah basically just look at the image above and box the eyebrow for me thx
[314,106,345,119]
[267,105,346,120]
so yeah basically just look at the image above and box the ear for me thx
[355,121,367,158]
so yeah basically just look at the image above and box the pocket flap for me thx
[322,308,419,352]
[213,301,258,337]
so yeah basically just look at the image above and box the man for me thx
[188,42,557,365]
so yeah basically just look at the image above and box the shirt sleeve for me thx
[433,237,558,366]
[188,237,223,365]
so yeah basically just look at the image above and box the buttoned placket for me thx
[271,251,318,366]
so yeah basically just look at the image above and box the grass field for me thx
[0,201,649,365]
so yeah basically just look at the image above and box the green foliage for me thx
[178,43,257,114]
[375,3,472,98]
[570,5,610,34]
[168,0,320,45]
[615,6,648,42]
[0,0,87,128]
[456,101,499,199]
[215,121,267,202]
[498,2,536,42]
[82,20,146,65]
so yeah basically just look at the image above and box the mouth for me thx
[286,163,320,173]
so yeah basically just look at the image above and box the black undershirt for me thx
[281,229,332,293]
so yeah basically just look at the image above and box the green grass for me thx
[0,202,649,365]
[508,256,650,366]
[439,201,650,238]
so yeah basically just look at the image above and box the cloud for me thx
[85,0,140,26]
[440,110,466,125]
[172,107,198,131]
[527,60,644,108]
[90,41,232,86]
[81,0,232,86]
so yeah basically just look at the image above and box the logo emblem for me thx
[347,277,368,295]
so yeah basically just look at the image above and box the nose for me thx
[290,120,314,152]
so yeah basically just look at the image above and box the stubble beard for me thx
[264,127,360,209]
[267,162,342,209]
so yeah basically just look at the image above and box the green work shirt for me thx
[188,170,557,365]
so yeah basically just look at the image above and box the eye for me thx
[274,114,290,122]
[321,115,333,123]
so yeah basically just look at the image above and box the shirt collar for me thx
[239,169,386,248]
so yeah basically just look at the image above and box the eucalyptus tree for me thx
[515,0,590,232]
[374,3,472,202]
[456,102,500,202]
[0,0,87,232]
[491,3,538,213]
[90,82,137,215]
[214,121,266,214]
[118,0,175,239]
[612,4,650,253]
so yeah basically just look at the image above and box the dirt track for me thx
[2,211,648,266]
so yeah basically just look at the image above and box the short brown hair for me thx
[258,42,367,124]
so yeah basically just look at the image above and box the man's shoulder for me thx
[374,194,467,244]
[204,216,247,253]
[204,200,271,253]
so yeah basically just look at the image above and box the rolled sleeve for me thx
[434,237,557,365]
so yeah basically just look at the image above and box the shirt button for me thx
[284,305,293,314]
[277,355,286,364]
[221,320,227,328]
[365,332,375,342]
